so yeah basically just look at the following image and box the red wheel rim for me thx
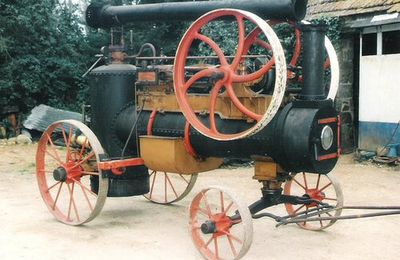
[189,186,253,259]
[144,171,197,204]
[283,172,343,230]
[36,120,108,225]
[174,9,287,141]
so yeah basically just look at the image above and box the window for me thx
[382,30,400,54]
[362,33,377,56]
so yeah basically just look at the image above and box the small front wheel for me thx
[283,172,343,230]
[189,186,253,260]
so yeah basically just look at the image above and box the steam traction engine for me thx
[36,0,344,259]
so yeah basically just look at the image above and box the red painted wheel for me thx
[36,120,108,225]
[144,171,197,204]
[190,186,253,260]
[174,9,287,141]
[283,172,343,231]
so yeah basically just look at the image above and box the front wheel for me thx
[189,186,253,260]
[283,172,343,230]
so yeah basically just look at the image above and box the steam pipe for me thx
[86,0,308,28]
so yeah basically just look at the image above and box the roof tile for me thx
[307,0,400,17]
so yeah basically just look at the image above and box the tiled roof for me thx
[307,0,400,18]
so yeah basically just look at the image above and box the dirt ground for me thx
[1,143,400,260]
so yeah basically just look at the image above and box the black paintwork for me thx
[85,0,307,28]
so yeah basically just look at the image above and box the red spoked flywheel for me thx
[174,9,287,141]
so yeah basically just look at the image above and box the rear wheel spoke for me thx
[67,184,73,221]
[179,174,189,184]
[78,181,94,211]
[67,183,80,222]
[164,172,168,203]
[46,134,63,164]
[144,171,197,204]
[149,171,157,199]
[165,173,179,199]
[72,178,98,197]
[78,138,88,161]
[52,182,63,210]
[66,126,73,162]
[81,171,99,176]
[70,151,95,170]
[45,150,63,167]
[46,181,61,192]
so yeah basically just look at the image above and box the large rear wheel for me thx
[36,120,108,225]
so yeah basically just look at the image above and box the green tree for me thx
[0,0,94,112]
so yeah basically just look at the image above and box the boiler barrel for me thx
[86,0,308,28]
[115,100,339,174]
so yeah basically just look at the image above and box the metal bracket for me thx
[98,154,145,177]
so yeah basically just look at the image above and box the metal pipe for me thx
[127,54,269,60]
[86,0,308,28]
[299,24,327,101]
[277,210,400,226]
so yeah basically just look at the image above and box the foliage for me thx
[0,0,342,114]
[87,0,189,56]
[121,0,190,56]
[0,0,190,114]
[311,16,342,48]
[0,0,95,112]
